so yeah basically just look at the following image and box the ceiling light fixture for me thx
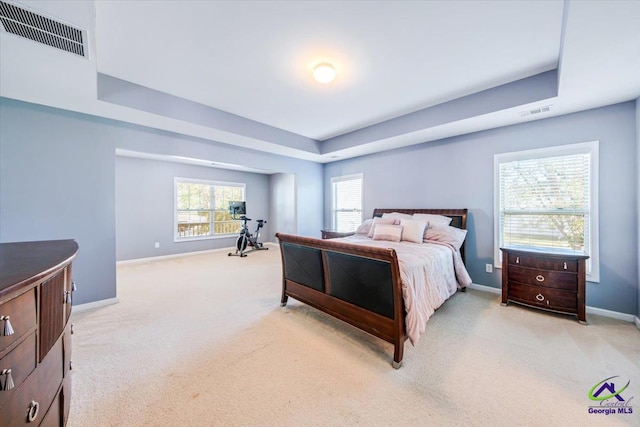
[313,62,336,84]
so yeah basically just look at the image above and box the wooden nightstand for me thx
[321,230,355,239]
[500,248,589,324]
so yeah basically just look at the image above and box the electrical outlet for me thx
[155,242,160,248]
[485,263,493,273]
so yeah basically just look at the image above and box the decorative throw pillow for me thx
[424,225,467,250]
[412,213,453,226]
[399,219,428,244]
[372,224,403,242]
[368,217,397,238]
[355,219,373,235]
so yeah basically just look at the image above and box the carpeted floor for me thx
[68,245,640,426]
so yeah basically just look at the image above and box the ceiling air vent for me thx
[519,105,552,118]
[0,1,88,58]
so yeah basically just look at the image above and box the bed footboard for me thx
[276,233,407,368]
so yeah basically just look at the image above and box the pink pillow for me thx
[399,219,427,244]
[373,224,403,242]
[355,219,373,235]
[368,217,397,238]
[424,225,467,250]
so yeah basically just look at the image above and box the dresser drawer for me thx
[507,252,578,272]
[2,336,63,427]
[0,332,37,409]
[508,266,577,291]
[0,289,37,354]
[507,282,577,313]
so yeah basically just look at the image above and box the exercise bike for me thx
[228,215,269,257]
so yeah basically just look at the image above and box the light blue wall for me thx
[116,157,270,261]
[324,102,639,315]
[269,173,297,236]
[1,98,323,304]
[0,99,116,305]
[637,97,640,319]
[110,123,323,239]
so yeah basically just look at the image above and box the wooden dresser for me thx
[0,240,78,426]
[500,247,589,324]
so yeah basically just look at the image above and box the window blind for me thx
[499,152,591,253]
[332,174,363,232]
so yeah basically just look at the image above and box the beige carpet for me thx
[68,245,640,426]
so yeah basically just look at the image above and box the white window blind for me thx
[331,174,363,232]
[494,141,599,281]
[174,178,245,241]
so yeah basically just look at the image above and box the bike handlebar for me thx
[239,216,267,225]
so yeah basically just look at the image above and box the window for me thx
[494,141,599,281]
[174,178,245,241]
[331,174,363,232]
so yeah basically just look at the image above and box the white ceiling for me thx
[1,0,639,164]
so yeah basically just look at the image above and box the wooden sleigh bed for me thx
[276,208,468,368]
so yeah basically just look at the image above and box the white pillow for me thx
[412,213,452,226]
[399,219,427,244]
[382,212,413,220]
[372,224,403,242]
[424,225,467,250]
[368,217,397,237]
[355,219,373,235]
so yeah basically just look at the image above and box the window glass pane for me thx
[175,180,245,239]
[177,210,211,238]
[213,185,244,235]
[499,153,590,253]
[332,175,362,232]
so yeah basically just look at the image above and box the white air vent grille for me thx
[519,105,552,118]
[0,1,87,57]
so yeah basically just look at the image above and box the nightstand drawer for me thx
[508,266,577,291]
[507,252,577,272]
[507,282,577,312]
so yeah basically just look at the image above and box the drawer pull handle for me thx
[563,262,567,270]
[0,316,15,336]
[64,290,72,304]
[72,280,77,292]
[536,275,545,282]
[1,368,15,390]
[71,323,75,335]
[516,257,520,264]
[535,293,545,302]
[27,400,39,423]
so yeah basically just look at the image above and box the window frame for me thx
[174,177,246,242]
[493,141,599,282]
[331,173,363,232]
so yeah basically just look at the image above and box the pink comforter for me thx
[334,235,472,344]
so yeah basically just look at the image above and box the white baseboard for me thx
[467,283,501,294]
[117,242,278,266]
[586,306,635,323]
[73,297,119,313]
[470,282,636,323]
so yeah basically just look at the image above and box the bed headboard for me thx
[372,208,468,263]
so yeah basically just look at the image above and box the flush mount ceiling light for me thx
[313,62,336,84]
